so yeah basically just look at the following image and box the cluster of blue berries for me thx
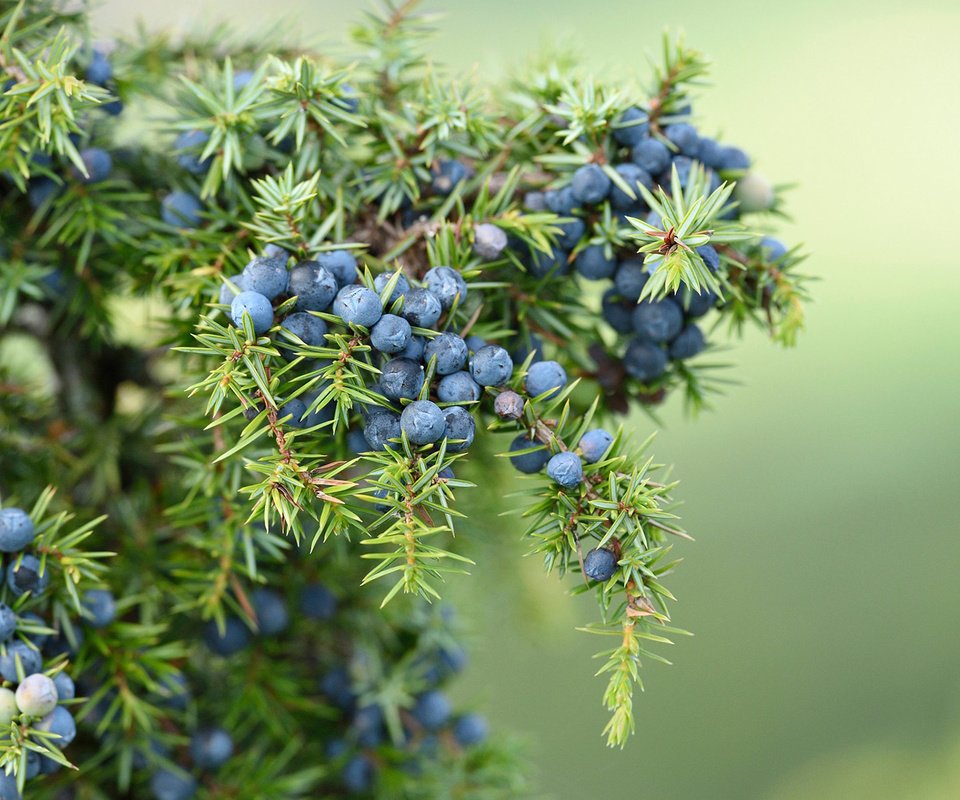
[162,129,210,228]
[319,616,488,794]
[0,506,89,797]
[196,576,487,796]
[18,49,122,213]
[219,247,499,456]
[514,107,791,401]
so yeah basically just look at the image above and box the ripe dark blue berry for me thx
[342,754,375,793]
[664,123,700,156]
[52,672,75,701]
[17,612,48,646]
[510,332,544,364]
[301,584,338,620]
[632,138,671,175]
[379,359,424,401]
[400,400,446,445]
[676,287,716,318]
[400,288,442,328]
[7,555,48,598]
[602,289,635,334]
[218,275,246,306]
[524,360,567,399]
[370,314,412,354]
[334,285,383,328]
[279,312,327,360]
[251,588,289,635]
[609,163,653,210]
[424,266,467,311]
[400,334,426,361]
[696,137,724,169]
[570,164,611,205]
[353,704,385,748]
[717,145,751,171]
[374,271,410,305]
[203,617,251,657]
[74,147,112,183]
[28,178,59,209]
[243,256,290,300]
[761,236,788,261]
[611,106,649,146]
[0,770,19,799]
[82,589,117,628]
[663,155,696,189]
[36,705,76,746]
[0,640,42,682]
[697,243,721,272]
[161,191,203,228]
[544,186,578,215]
[424,332,468,375]
[158,673,190,711]
[280,398,308,429]
[431,160,469,195]
[174,130,210,175]
[413,690,451,731]
[583,548,618,582]
[555,218,586,249]
[669,324,706,360]
[230,291,273,335]
[301,387,335,427]
[189,727,234,769]
[574,245,616,280]
[632,299,684,343]
[150,768,197,800]
[453,713,489,747]
[547,451,583,488]
[363,409,401,450]
[436,371,481,403]
[320,667,356,710]
[469,345,513,387]
[614,259,649,301]
[0,508,34,552]
[579,429,614,463]
[86,50,113,85]
[315,250,358,287]
[523,191,547,211]
[288,261,339,311]
[442,406,475,452]
[624,339,668,383]
[508,435,550,474]
[527,245,570,278]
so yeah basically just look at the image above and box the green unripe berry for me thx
[0,687,18,726]
[16,673,59,718]
[734,172,774,212]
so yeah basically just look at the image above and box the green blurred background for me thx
[93,1,960,797]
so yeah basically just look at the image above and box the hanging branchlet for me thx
[490,375,691,747]
[358,440,474,606]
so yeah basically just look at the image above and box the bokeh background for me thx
[93,1,960,797]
